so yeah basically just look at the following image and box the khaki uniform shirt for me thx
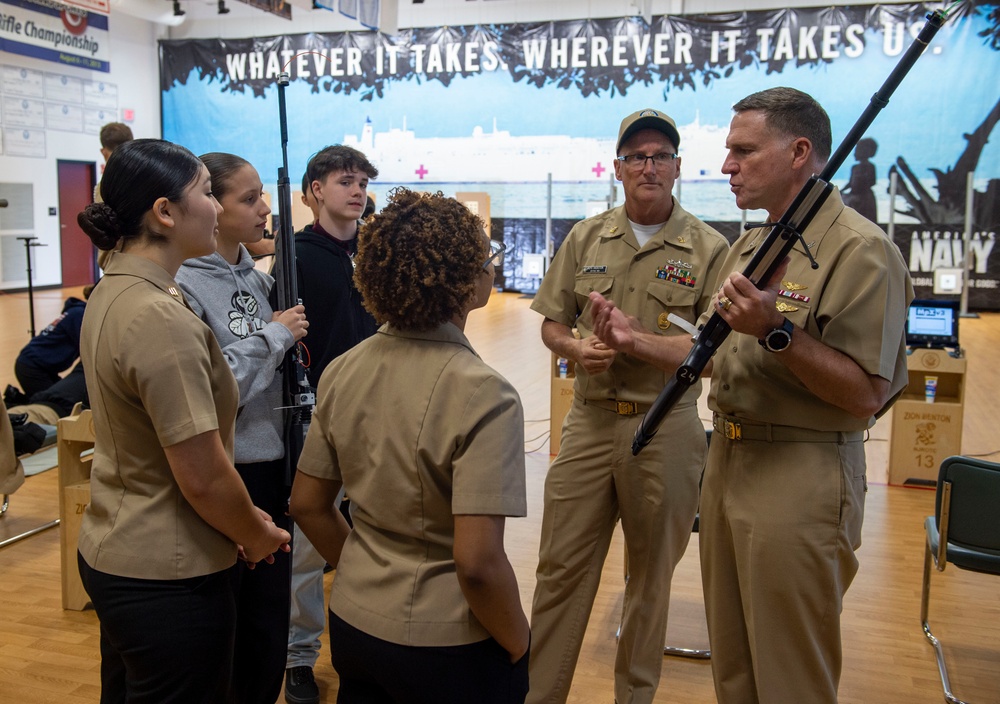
[1,409,25,495]
[78,253,239,579]
[709,189,913,431]
[297,323,527,647]
[532,200,730,406]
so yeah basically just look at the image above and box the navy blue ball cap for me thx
[617,109,680,153]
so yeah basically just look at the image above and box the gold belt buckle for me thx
[616,401,638,415]
[723,419,742,440]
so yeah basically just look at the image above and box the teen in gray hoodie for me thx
[175,152,308,704]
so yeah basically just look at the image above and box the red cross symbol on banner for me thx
[592,162,606,178]
[415,164,428,180]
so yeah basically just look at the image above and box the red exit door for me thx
[57,160,97,286]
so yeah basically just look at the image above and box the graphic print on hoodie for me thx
[229,291,267,338]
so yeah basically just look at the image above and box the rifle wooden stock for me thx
[632,10,947,455]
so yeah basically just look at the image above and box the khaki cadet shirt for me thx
[532,200,730,406]
[78,253,239,580]
[1,408,25,496]
[297,322,527,647]
[709,189,913,431]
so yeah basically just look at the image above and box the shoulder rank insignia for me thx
[657,312,671,330]
[775,301,799,313]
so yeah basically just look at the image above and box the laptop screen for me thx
[905,299,960,349]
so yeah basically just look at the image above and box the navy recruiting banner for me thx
[160,2,1000,306]
[0,0,110,72]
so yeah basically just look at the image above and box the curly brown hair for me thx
[355,188,488,331]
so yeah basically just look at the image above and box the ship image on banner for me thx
[343,114,730,184]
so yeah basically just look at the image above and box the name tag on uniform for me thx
[582,265,607,274]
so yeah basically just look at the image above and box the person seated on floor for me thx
[5,363,89,427]
[6,286,92,404]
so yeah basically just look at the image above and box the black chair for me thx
[920,455,1000,704]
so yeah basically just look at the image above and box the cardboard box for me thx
[550,354,576,455]
[61,481,92,610]
[887,349,966,487]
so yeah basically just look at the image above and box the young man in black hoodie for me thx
[294,146,379,382]
[285,145,379,704]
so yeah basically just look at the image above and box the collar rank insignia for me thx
[609,226,618,234]
[168,286,194,313]
[676,236,687,244]
[656,264,696,287]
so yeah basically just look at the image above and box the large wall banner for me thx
[160,2,1000,307]
[0,0,110,72]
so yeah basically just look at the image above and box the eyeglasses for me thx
[616,152,679,169]
[483,239,506,270]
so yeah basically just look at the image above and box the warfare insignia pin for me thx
[781,281,807,291]
[775,301,799,313]
[657,312,671,330]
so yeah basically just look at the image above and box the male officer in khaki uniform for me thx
[594,87,909,704]
[527,109,729,704]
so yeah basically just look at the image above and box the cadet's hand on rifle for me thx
[716,257,789,339]
[273,304,308,342]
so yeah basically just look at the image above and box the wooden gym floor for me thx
[1,285,998,703]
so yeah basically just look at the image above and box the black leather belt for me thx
[712,413,863,444]
[585,398,652,416]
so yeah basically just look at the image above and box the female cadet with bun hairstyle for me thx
[175,152,308,704]
[290,188,530,703]
[76,139,290,703]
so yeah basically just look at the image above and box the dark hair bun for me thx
[78,202,123,250]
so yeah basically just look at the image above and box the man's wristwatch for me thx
[759,317,794,353]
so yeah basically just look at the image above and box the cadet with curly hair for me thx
[291,188,530,704]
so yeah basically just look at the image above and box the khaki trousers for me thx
[700,434,866,704]
[527,400,704,704]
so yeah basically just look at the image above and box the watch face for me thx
[766,329,791,351]
[762,318,793,352]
